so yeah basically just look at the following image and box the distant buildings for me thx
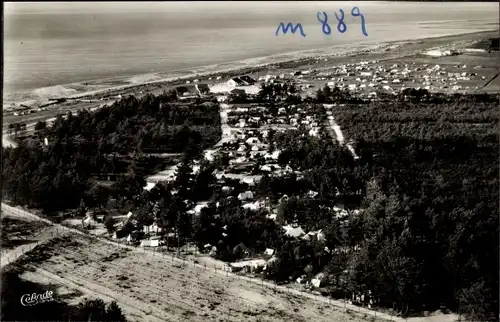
[227,75,256,87]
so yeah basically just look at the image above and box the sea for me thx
[4,1,499,104]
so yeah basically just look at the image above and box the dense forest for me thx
[325,90,499,319]
[1,92,221,213]
[125,89,498,320]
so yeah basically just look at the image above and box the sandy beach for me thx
[4,29,498,111]
[2,29,498,142]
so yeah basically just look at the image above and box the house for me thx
[266,213,277,220]
[140,239,159,247]
[193,203,208,215]
[311,273,325,288]
[239,75,256,85]
[227,77,245,87]
[216,95,228,102]
[196,84,210,94]
[302,229,325,242]
[307,190,319,198]
[283,224,305,238]
[230,259,267,273]
[143,222,162,234]
[176,85,198,97]
[233,242,250,257]
[260,165,273,172]
[264,248,275,256]
[242,202,260,211]
[264,150,280,160]
[230,88,246,96]
[245,137,261,145]
[238,191,254,200]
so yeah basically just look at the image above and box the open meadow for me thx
[14,234,387,322]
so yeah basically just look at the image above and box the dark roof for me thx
[239,75,256,85]
[176,85,199,95]
[176,86,189,94]
[231,77,245,85]
[196,84,210,93]
[230,88,246,95]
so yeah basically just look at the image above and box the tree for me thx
[105,301,126,321]
[104,215,117,234]
[34,120,47,134]
[7,124,13,136]
[74,298,107,321]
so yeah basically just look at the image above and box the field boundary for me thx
[2,202,402,322]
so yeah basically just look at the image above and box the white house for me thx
[264,150,280,160]
[242,202,260,211]
[283,225,305,238]
[311,273,325,288]
[264,248,275,256]
[238,191,254,200]
[260,165,273,172]
[245,137,261,145]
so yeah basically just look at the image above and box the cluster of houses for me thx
[262,59,489,98]
[226,103,322,137]
[175,83,211,99]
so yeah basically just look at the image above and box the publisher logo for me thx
[20,291,54,306]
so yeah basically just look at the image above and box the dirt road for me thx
[323,104,359,159]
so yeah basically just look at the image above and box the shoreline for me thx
[4,29,498,109]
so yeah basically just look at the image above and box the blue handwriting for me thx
[276,7,368,38]
[275,22,307,38]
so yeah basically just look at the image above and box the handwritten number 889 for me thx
[316,7,368,37]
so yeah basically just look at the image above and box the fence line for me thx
[2,204,395,322]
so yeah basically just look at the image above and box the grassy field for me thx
[1,216,51,251]
[15,235,384,322]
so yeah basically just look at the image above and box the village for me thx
[3,26,498,321]
[69,41,499,304]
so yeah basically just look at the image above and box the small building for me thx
[230,88,246,96]
[140,239,159,247]
[196,84,210,94]
[264,248,275,257]
[245,137,261,145]
[238,191,254,201]
[283,224,305,238]
[227,77,246,87]
[239,75,256,85]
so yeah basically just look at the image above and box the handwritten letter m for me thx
[275,22,306,37]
